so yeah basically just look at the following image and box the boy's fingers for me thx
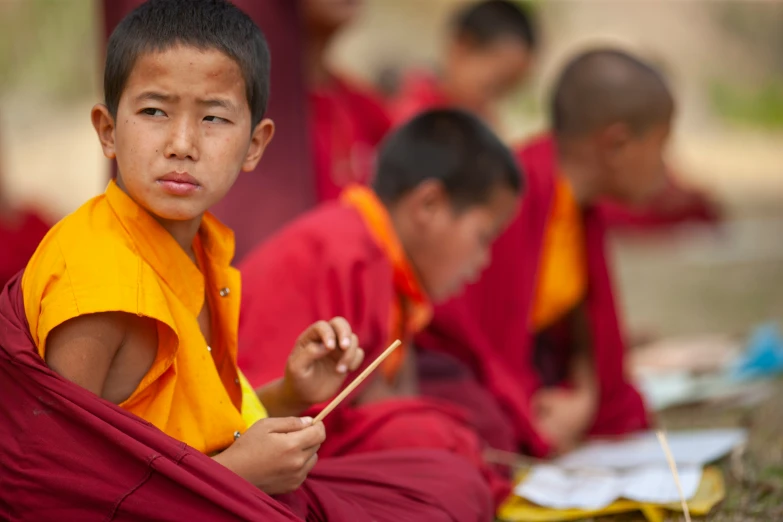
[302,452,319,475]
[335,333,360,373]
[307,320,336,350]
[264,416,311,434]
[289,422,326,448]
[348,346,364,371]
[328,317,352,350]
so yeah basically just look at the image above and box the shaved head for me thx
[551,48,674,139]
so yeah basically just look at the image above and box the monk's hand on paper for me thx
[284,317,365,407]
[214,416,325,494]
[533,387,596,454]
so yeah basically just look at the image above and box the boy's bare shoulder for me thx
[45,310,158,401]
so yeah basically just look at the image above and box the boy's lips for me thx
[157,172,201,196]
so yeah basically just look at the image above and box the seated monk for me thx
[390,0,537,132]
[238,109,522,507]
[418,48,680,457]
[0,129,50,288]
[0,2,492,520]
[304,0,392,202]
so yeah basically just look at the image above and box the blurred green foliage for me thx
[709,79,783,130]
[707,2,783,130]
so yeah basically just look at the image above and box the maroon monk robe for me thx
[310,77,391,202]
[238,202,510,508]
[417,134,649,458]
[598,176,721,233]
[101,0,315,261]
[0,273,492,522]
[0,209,49,289]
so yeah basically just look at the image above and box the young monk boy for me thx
[239,109,522,506]
[390,0,537,131]
[304,0,392,201]
[0,1,492,520]
[419,48,677,458]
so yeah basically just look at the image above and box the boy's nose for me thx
[165,117,199,161]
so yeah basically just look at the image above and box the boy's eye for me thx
[204,115,229,124]
[141,108,166,117]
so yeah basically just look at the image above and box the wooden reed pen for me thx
[314,340,402,423]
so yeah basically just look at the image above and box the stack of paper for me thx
[514,429,746,510]
[517,465,703,510]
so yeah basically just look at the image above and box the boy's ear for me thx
[597,122,633,154]
[91,104,117,160]
[243,118,275,172]
[407,179,451,225]
[451,32,481,56]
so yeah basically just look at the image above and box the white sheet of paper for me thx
[555,428,746,471]
[515,465,703,510]
[622,466,702,504]
[515,466,623,510]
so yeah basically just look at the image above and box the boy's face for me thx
[92,45,273,223]
[598,120,671,206]
[449,36,533,114]
[407,182,519,302]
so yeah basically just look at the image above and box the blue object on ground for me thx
[730,323,783,381]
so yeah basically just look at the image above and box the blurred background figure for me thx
[390,0,537,133]
[304,0,392,202]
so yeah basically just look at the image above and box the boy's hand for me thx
[532,387,596,454]
[214,417,325,494]
[283,317,364,408]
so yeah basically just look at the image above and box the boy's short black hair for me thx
[551,48,674,139]
[453,0,537,50]
[105,0,270,127]
[373,109,523,209]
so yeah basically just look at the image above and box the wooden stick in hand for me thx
[313,340,402,423]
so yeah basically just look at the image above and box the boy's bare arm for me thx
[45,312,157,403]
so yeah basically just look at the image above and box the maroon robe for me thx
[418,134,650,458]
[102,0,315,261]
[238,202,510,507]
[599,176,721,232]
[0,272,492,521]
